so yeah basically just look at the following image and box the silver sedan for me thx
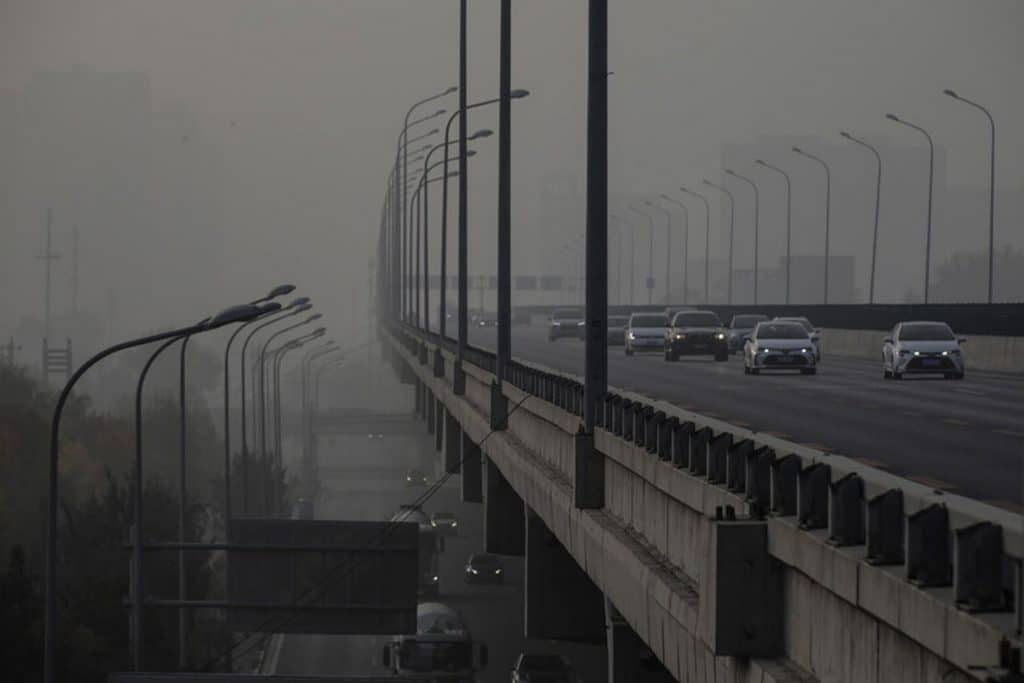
[882,321,965,380]
[744,321,818,375]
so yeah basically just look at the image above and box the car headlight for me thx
[913,351,921,356]
[495,568,503,574]
[451,521,458,527]
[628,332,635,340]
[800,348,808,353]
[552,321,561,326]
[431,520,437,527]
[432,575,439,582]
[577,321,585,326]
[715,333,726,340]
[468,567,479,574]
[760,348,770,354]
[674,333,685,340]
[899,350,911,356]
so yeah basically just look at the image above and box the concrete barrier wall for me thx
[808,328,1021,374]
[390,332,1012,683]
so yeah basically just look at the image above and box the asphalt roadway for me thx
[469,326,1024,506]
[272,432,621,682]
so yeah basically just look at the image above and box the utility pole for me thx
[36,209,62,342]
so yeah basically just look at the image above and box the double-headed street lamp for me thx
[628,205,656,304]
[703,180,735,306]
[609,212,627,305]
[271,328,325,485]
[754,159,793,305]
[944,89,997,303]
[840,131,883,304]
[658,195,689,306]
[886,112,935,303]
[792,146,833,304]
[679,187,712,305]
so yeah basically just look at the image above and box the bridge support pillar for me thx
[525,506,604,642]
[461,433,482,502]
[484,457,524,555]
[444,412,461,473]
[605,597,642,682]
[574,429,604,509]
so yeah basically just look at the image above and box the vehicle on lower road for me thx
[774,316,821,360]
[726,313,769,353]
[548,307,585,341]
[744,321,818,375]
[664,310,729,362]
[390,505,444,597]
[625,312,668,355]
[464,552,504,584]
[477,312,498,327]
[510,652,579,683]
[882,321,965,380]
[607,315,630,346]
[382,602,488,680]
[431,510,459,535]
[404,469,429,488]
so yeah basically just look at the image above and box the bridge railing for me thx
[393,322,1022,638]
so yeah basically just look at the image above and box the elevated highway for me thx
[384,324,1022,683]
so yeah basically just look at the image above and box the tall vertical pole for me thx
[177,336,190,670]
[423,168,431,333]
[454,0,469,394]
[578,0,607,510]
[45,211,53,341]
[496,0,511,387]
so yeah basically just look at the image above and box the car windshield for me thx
[608,317,629,327]
[898,323,955,341]
[779,317,814,333]
[731,315,767,328]
[520,654,568,672]
[673,312,721,327]
[552,309,583,320]
[631,315,668,327]
[398,641,472,673]
[471,553,499,566]
[756,323,809,340]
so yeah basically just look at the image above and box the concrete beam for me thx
[461,433,482,503]
[445,412,461,473]
[484,456,524,555]
[434,398,444,452]
[524,507,604,642]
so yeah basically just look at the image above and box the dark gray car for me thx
[726,314,769,353]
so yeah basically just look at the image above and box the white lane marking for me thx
[952,388,987,397]
[996,429,1024,439]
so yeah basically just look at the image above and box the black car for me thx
[607,315,630,346]
[726,314,769,353]
[548,308,584,341]
[511,653,578,683]
[464,553,505,584]
[664,310,729,362]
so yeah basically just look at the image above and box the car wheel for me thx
[883,367,891,379]
[743,364,750,375]
[750,367,760,375]
[625,347,633,356]
[955,371,965,380]
[892,371,902,380]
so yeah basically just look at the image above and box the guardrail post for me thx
[575,426,605,509]
[490,381,508,430]
[828,473,865,546]
[414,377,424,417]
[434,400,444,452]
[726,439,753,493]
[637,405,654,449]
[689,427,711,477]
[744,445,772,509]
[426,392,436,435]
[866,489,904,565]
[418,341,428,365]
[621,401,634,441]
[657,415,675,461]
[955,522,1005,611]
[610,396,623,436]
[907,504,952,587]
[770,454,800,516]
[672,421,694,469]
[708,433,732,484]
[798,463,829,530]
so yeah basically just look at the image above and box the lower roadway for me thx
[468,326,1024,506]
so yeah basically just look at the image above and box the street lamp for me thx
[703,180,735,306]
[944,89,997,303]
[271,328,325,489]
[840,131,883,304]
[886,112,935,302]
[754,159,793,304]
[43,303,267,680]
[627,206,655,304]
[442,90,529,341]
[792,146,833,304]
[659,195,689,305]
[725,169,761,304]
[679,187,712,305]
[609,212,626,306]
[645,200,673,305]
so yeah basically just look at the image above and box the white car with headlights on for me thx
[625,312,668,355]
[882,321,965,380]
[744,321,818,375]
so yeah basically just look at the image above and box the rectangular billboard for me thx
[227,519,418,634]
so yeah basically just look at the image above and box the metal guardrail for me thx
[392,321,1022,636]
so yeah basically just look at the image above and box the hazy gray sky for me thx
[1,0,1021,358]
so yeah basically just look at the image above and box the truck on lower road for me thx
[381,602,488,682]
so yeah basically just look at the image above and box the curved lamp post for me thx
[680,187,712,305]
[628,205,656,305]
[792,146,833,304]
[645,200,673,305]
[725,169,760,305]
[658,195,689,305]
[944,89,996,303]
[886,112,935,303]
[703,180,735,305]
[840,131,883,304]
[754,160,793,304]
[609,212,627,306]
